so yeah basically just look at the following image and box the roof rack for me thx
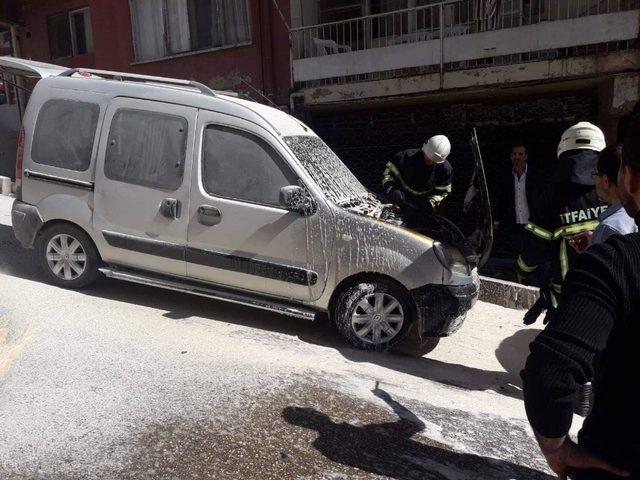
[57,67,283,135]
[58,68,217,97]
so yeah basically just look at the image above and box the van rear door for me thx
[0,56,69,78]
[0,57,67,180]
[0,57,76,180]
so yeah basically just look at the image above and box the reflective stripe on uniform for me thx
[428,193,448,208]
[384,162,432,197]
[560,238,569,279]
[381,173,395,187]
[525,222,553,241]
[551,283,562,294]
[517,255,537,273]
[434,184,452,193]
[526,220,599,242]
[549,289,559,309]
[553,220,599,239]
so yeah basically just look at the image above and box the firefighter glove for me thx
[390,189,406,205]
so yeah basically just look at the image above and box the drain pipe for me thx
[269,0,294,111]
[290,92,304,115]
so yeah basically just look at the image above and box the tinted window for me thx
[202,126,295,206]
[105,109,188,190]
[32,99,100,171]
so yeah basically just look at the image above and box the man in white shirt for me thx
[496,145,540,252]
[513,146,531,227]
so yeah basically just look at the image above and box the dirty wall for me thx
[303,92,598,260]
[14,0,292,106]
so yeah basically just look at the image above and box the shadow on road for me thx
[0,222,536,400]
[495,328,541,380]
[283,387,552,480]
[305,334,526,399]
[0,223,44,283]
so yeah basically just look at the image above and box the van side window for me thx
[104,109,187,190]
[32,99,99,172]
[202,125,295,207]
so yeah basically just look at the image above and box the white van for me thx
[5,57,490,351]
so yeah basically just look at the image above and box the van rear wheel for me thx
[333,280,413,351]
[37,224,100,289]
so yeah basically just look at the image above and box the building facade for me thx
[10,0,291,105]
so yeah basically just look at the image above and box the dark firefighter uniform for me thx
[517,149,607,310]
[382,149,453,213]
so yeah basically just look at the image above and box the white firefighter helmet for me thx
[557,122,606,158]
[423,135,451,163]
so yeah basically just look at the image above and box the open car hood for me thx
[468,129,494,267]
[340,129,493,268]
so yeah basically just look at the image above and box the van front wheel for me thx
[333,281,413,351]
[37,224,100,289]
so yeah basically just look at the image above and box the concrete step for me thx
[480,276,539,310]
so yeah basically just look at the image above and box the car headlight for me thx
[433,242,453,270]
[433,242,470,276]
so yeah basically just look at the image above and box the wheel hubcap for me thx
[351,292,404,345]
[46,234,87,281]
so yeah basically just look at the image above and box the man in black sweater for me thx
[521,125,640,479]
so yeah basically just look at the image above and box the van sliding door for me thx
[93,98,197,277]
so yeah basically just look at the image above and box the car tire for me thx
[37,224,101,289]
[333,280,413,351]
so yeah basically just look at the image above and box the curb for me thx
[479,276,539,310]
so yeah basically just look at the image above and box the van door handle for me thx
[160,198,181,219]
[198,205,222,226]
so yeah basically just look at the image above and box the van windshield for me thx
[283,135,369,205]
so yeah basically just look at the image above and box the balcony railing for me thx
[292,0,640,60]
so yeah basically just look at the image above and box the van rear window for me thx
[32,99,100,172]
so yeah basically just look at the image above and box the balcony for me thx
[292,0,640,95]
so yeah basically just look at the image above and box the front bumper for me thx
[411,276,480,337]
[11,200,43,249]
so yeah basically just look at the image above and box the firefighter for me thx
[382,135,453,230]
[381,135,475,258]
[518,122,608,325]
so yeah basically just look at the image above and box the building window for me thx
[47,8,94,59]
[129,0,252,62]
[70,8,94,55]
[0,30,11,52]
[318,0,363,23]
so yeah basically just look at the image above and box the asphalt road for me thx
[0,194,557,479]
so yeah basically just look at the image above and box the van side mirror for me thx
[279,185,316,216]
